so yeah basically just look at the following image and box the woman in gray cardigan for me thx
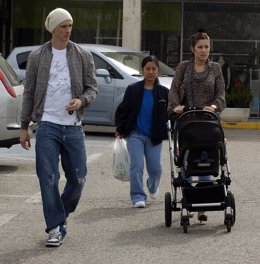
[168,32,225,114]
[168,31,226,222]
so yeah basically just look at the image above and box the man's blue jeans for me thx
[127,130,162,205]
[35,121,87,233]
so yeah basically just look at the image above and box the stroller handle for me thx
[168,106,203,120]
[183,106,203,111]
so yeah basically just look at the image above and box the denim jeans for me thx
[127,130,162,205]
[35,121,87,233]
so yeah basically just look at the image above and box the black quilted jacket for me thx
[115,79,169,145]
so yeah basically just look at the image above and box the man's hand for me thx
[66,98,83,113]
[20,129,31,150]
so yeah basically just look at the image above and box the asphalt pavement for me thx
[0,128,260,264]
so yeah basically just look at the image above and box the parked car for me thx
[0,53,25,148]
[7,44,175,126]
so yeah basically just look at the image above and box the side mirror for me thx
[95,69,111,84]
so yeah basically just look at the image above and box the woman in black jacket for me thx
[116,55,168,208]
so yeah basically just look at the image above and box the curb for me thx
[222,122,260,129]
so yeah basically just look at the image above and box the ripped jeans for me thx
[35,121,87,233]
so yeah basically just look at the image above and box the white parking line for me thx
[25,192,41,204]
[0,214,18,227]
[0,149,107,227]
[0,174,36,177]
[88,153,103,163]
[0,156,35,162]
[0,195,31,198]
[0,139,113,227]
[0,152,104,163]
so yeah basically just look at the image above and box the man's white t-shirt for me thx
[41,47,77,125]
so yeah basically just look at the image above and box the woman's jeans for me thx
[35,121,87,233]
[127,130,162,205]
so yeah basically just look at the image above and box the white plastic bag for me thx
[112,137,130,181]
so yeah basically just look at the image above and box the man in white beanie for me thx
[20,7,97,247]
[45,8,73,34]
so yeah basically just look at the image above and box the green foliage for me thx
[226,84,253,108]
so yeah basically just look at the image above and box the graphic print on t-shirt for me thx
[41,48,77,125]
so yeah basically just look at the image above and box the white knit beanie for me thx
[45,8,73,33]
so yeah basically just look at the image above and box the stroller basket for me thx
[182,184,226,211]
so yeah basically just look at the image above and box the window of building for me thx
[183,2,260,117]
[142,2,182,68]
[12,0,123,46]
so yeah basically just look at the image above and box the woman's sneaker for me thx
[133,201,145,208]
[197,211,208,222]
[188,212,194,218]
[149,188,159,200]
[46,227,62,247]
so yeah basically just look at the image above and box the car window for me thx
[92,53,123,79]
[92,53,109,70]
[102,52,175,77]
[17,51,31,70]
[0,55,21,86]
[107,57,140,76]
[103,52,142,73]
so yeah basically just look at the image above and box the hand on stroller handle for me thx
[168,106,214,120]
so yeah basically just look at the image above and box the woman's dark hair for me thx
[141,55,159,69]
[191,31,210,48]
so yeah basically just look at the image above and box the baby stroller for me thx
[164,108,236,233]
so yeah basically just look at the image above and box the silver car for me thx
[0,54,24,148]
[7,44,175,126]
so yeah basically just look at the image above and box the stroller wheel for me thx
[165,192,172,227]
[226,219,232,232]
[183,221,188,233]
[227,191,236,225]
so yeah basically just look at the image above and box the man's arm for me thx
[80,50,98,107]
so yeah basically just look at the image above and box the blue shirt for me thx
[135,89,154,136]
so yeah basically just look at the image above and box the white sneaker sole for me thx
[46,236,63,247]
[133,201,145,208]
[46,241,63,247]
